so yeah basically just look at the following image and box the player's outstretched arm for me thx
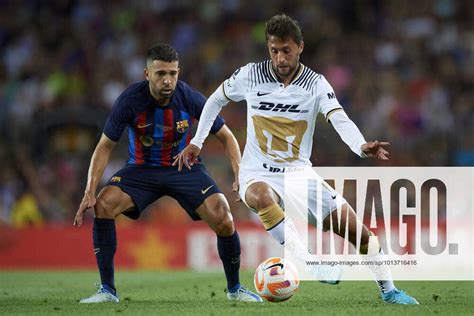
[361,140,390,160]
[74,134,116,227]
[328,110,389,160]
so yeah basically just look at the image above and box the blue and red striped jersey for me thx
[103,80,225,167]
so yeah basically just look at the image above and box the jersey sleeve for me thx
[316,75,343,120]
[222,63,251,102]
[103,95,134,142]
[189,88,225,134]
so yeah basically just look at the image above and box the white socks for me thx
[267,216,313,263]
[362,249,395,293]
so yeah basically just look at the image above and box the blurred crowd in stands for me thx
[0,0,472,227]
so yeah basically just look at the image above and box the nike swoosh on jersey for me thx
[257,91,271,96]
[137,123,153,128]
[201,185,214,195]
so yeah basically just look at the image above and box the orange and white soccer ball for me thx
[254,257,300,302]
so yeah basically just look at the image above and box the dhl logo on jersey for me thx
[251,102,308,113]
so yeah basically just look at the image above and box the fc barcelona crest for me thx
[176,119,189,133]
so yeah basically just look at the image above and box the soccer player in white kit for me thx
[174,14,418,305]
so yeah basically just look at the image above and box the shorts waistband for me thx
[252,163,307,173]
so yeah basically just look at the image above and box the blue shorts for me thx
[106,163,222,221]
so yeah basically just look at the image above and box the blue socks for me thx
[93,218,117,294]
[217,231,241,292]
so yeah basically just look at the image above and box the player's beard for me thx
[150,85,174,105]
[274,61,299,80]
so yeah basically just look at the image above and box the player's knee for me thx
[198,194,235,236]
[210,202,234,236]
[214,214,235,237]
[94,195,116,219]
[246,185,278,210]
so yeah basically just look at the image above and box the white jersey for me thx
[223,60,342,172]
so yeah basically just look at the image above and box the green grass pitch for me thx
[0,271,472,315]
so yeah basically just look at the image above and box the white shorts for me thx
[239,165,347,228]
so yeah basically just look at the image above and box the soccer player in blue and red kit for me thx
[73,44,262,303]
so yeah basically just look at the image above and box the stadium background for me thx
[0,0,472,270]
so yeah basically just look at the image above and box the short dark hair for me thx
[265,14,303,45]
[146,44,179,65]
